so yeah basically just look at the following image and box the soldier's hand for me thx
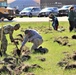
[12,40,18,45]
[14,41,19,45]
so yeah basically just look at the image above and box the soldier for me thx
[49,13,59,30]
[68,6,76,32]
[20,29,43,52]
[0,23,20,56]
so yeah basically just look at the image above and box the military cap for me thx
[15,23,20,28]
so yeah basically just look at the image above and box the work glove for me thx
[15,41,19,45]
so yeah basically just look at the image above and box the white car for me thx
[19,7,41,17]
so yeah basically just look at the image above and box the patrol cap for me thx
[15,23,20,28]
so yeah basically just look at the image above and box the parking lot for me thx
[4,16,68,22]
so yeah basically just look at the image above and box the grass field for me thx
[0,21,76,75]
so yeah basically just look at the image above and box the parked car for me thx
[38,7,59,17]
[19,7,41,17]
[58,5,76,16]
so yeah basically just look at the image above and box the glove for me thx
[15,41,19,45]
[16,49,21,57]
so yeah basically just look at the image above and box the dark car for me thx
[38,7,59,17]
[58,5,76,16]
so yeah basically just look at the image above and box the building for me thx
[8,0,40,11]
[40,0,76,8]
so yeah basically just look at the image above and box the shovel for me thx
[14,40,21,57]
[0,51,2,57]
[14,40,21,65]
[0,18,4,57]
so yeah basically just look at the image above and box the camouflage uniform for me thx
[0,25,14,55]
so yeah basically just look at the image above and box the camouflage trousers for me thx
[31,38,43,50]
[0,30,7,54]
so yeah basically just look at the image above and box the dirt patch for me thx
[57,51,76,70]
[54,36,69,46]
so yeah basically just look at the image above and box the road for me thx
[4,17,68,22]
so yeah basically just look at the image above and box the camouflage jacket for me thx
[0,25,14,42]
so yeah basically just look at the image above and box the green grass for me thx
[0,21,76,75]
